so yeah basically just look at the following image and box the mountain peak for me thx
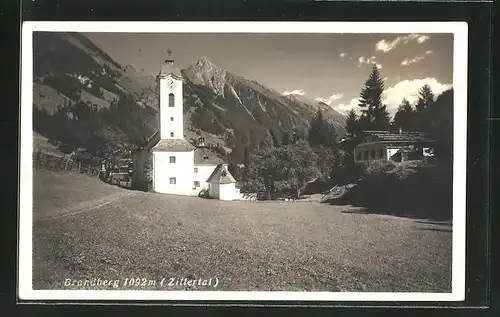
[198,55,211,63]
[183,56,228,97]
[194,56,220,72]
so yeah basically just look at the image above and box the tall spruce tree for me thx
[392,98,416,131]
[345,108,359,137]
[416,84,435,112]
[358,64,390,131]
[414,84,436,132]
[308,109,337,147]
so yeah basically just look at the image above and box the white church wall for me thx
[153,151,195,195]
[194,165,218,190]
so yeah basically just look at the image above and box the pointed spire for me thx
[165,48,174,65]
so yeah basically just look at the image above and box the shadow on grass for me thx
[321,166,453,222]
[323,198,452,222]
[414,220,452,226]
[417,227,452,233]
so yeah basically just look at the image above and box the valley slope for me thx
[33,32,346,163]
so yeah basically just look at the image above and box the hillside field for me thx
[32,169,452,292]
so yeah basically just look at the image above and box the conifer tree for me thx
[358,64,390,131]
[345,108,360,137]
[392,98,416,131]
[416,84,435,112]
[308,109,337,147]
[414,84,436,132]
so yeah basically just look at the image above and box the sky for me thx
[84,32,454,116]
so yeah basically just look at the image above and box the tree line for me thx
[34,93,155,159]
[235,107,346,199]
[344,65,453,163]
[237,64,454,200]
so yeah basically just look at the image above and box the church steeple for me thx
[158,49,184,140]
[159,48,182,78]
[165,48,174,65]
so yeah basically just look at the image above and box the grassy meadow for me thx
[32,169,452,292]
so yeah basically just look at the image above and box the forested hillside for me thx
[32,32,346,163]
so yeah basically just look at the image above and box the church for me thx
[131,54,239,200]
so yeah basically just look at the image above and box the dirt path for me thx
[33,191,137,222]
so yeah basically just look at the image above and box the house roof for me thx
[194,147,226,165]
[151,138,195,152]
[362,130,436,144]
[206,164,237,184]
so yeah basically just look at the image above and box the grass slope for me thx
[33,132,65,157]
[32,170,452,292]
[33,169,127,219]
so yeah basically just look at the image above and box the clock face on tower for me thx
[166,78,176,89]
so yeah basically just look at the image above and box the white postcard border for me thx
[19,21,468,302]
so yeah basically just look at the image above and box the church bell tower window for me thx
[168,93,175,107]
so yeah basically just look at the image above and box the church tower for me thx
[157,49,184,140]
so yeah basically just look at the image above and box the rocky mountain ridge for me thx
[32,32,346,163]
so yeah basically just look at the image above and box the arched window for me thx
[168,93,175,107]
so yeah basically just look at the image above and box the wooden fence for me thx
[33,150,101,178]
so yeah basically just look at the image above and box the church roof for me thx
[194,147,226,165]
[206,164,237,184]
[159,61,182,79]
[151,138,195,152]
[132,131,160,152]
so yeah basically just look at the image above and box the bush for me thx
[363,160,397,177]
[335,162,452,220]
[362,160,421,181]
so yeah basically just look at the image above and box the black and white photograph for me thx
[19,22,467,301]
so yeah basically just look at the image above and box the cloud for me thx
[358,56,376,65]
[401,56,424,66]
[331,98,360,114]
[401,50,433,66]
[358,56,382,69]
[382,77,453,115]
[315,93,344,105]
[339,52,346,58]
[283,89,306,96]
[417,35,431,43]
[375,33,432,53]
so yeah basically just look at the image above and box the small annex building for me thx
[354,129,436,163]
[131,54,238,199]
[206,164,238,201]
